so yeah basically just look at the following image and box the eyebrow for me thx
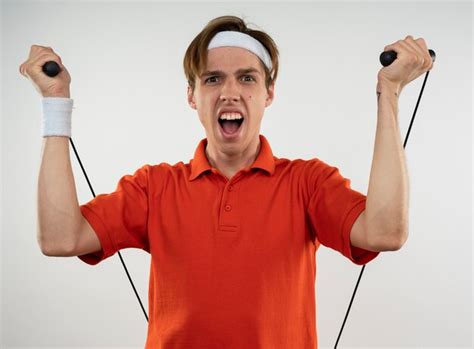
[200,67,261,78]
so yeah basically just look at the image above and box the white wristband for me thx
[41,97,74,137]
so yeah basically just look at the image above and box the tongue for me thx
[221,120,240,134]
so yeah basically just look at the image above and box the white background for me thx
[1,0,472,348]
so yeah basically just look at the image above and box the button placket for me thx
[223,182,233,213]
[218,180,240,232]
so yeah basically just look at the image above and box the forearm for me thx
[365,84,409,250]
[37,136,82,255]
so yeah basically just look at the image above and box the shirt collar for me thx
[189,134,275,181]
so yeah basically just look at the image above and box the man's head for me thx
[183,16,279,154]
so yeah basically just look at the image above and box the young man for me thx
[23,15,433,349]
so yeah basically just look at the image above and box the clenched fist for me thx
[19,45,71,98]
[378,35,434,95]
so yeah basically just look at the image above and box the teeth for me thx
[219,112,243,121]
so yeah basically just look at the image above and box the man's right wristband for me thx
[41,97,74,137]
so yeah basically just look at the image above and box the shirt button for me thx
[228,185,233,191]
[225,204,232,212]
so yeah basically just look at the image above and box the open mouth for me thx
[218,114,245,136]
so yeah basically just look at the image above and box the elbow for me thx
[37,232,76,257]
[385,232,408,251]
[37,231,52,256]
[39,243,64,257]
[40,244,58,257]
[368,228,409,252]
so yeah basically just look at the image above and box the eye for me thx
[241,75,255,82]
[204,76,219,84]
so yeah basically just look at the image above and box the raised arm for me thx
[20,45,101,257]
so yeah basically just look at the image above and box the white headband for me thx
[207,31,273,71]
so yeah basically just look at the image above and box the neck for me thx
[205,136,261,180]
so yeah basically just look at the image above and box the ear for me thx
[265,83,275,107]
[187,85,196,110]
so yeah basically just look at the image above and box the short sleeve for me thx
[77,164,150,265]
[305,160,379,265]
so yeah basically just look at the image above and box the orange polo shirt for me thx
[78,134,379,348]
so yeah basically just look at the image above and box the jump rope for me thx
[41,47,436,346]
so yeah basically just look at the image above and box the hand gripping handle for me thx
[380,48,436,67]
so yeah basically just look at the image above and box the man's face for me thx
[187,47,274,154]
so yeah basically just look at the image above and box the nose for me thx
[219,78,241,102]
